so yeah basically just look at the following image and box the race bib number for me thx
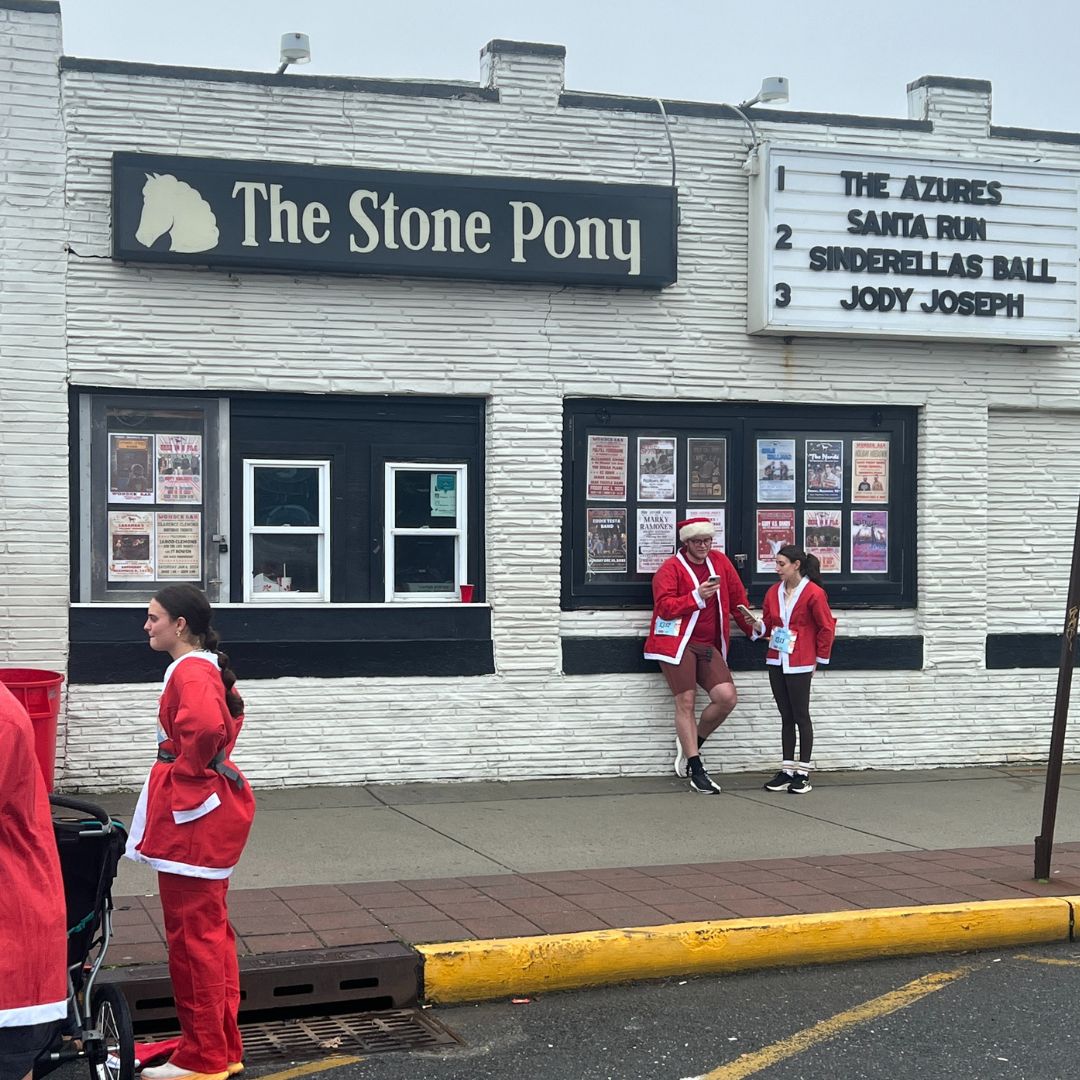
[655,617,682,637]
[770,627,797,655]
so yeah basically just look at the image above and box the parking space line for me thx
[684,965,973,1080]
[1014,953,1080,968]
[254,1055,364,1080]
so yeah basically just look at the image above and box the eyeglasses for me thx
[686,537,713,545]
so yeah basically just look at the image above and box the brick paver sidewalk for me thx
[110,842,1080,968]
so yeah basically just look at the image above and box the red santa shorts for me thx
[661,641,734,695]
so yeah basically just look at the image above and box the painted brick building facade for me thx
[3,0,1080,790]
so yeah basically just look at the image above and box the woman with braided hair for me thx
[126,584,255,1080]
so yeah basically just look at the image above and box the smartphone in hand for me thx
[707,575,722,584]
[736,603,754,618]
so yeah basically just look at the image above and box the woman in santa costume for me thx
[644,516,758,794]
[127,584,255,1080]
[756,544,836,795]
[0,682,67,1080]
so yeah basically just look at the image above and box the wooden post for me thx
[1034,491,1080,880]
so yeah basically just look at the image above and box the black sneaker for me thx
[764,770,794,792]
[689,767,722,794]
[788,773,812,794]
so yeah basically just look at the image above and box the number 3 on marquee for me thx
[774,282,791,308]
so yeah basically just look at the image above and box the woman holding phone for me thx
[755,545,836,794]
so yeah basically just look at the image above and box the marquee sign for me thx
[748,144,1080,344]
[111,153,677,289]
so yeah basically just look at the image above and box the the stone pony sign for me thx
[112,152,677,289]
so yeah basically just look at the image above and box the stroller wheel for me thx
[88,984,134,1080]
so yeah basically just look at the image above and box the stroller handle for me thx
[49,794,113,826]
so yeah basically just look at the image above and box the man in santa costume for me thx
[644,517,757,794]
[0,681,67,1080]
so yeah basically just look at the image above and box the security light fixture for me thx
[276,32,311,75]
[739,76,790,110]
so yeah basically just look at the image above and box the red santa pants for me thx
[158,873,242,1074]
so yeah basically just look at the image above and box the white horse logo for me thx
[134,173,220,253]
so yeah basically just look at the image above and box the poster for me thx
[108,511,154,581]
[687,439,727,501]
[637,507,676,574]
[852,510,889,572]
[156,434,203,504]
[587,435,628,501]
[805,440,843,503]
[756,510,796,572]
[757,439,796,502]
[852,439,889,503]
[637,437,676,502]
[586,508,628,574]
[685,507,726,553]
[430,472,457,517]
[804,509,842,573]
[155,512,202,580]
[108,434,155,504]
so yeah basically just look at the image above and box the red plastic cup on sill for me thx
[459,584,475,603]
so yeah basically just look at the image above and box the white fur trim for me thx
[173,791,221,825]
[679,521,714,542]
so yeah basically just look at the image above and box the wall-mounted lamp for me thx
[728,76,791,150]
[739,76,790,110]
[276,32,311,75]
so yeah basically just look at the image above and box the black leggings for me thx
[768,667,814,764]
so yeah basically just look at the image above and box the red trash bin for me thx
[0,668,64,791]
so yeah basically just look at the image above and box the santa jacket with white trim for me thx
[759,578,837,674]
[0,682,67,1027]
[128,652,255,878]
[644,549,756,665]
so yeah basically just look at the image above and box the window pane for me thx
[394,535,456,593]
[254,466,321,527]
[394,470,457,528]
[252,535,320,593]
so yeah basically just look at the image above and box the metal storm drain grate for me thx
[236,1009,461,1064]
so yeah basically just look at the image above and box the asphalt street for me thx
[184,942,1078,1080]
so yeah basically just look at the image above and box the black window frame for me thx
[562,398,917,610]
[229,394,485,604]
[70,388,491,682]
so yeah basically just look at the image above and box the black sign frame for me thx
[112,152,678,289]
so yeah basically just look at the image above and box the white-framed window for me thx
[243,459,330,602]
[385,463,467,602]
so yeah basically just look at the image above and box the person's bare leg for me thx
[673,689,698,757]
[698,683,737,742]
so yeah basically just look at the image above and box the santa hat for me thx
[678,517,714,543]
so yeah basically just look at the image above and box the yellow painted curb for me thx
[418,897,1074,1004]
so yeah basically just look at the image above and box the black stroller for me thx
[34,795,135,1080]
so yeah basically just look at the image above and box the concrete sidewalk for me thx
[98,766,1080,1000]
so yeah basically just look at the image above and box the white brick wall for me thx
[0,3,70,767]
[6,15,1080,787]
[989,409,1080,629]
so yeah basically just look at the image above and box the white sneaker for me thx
[142,1066,191,1080]
[142,1064,228,1080]
[673,734,688,778]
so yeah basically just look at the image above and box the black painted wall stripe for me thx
[69,606,494,683]
[69,640,495,683]
[562,635,924,675]
[986,634,1061,669]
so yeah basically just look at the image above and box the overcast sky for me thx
[58,1,1079,134]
